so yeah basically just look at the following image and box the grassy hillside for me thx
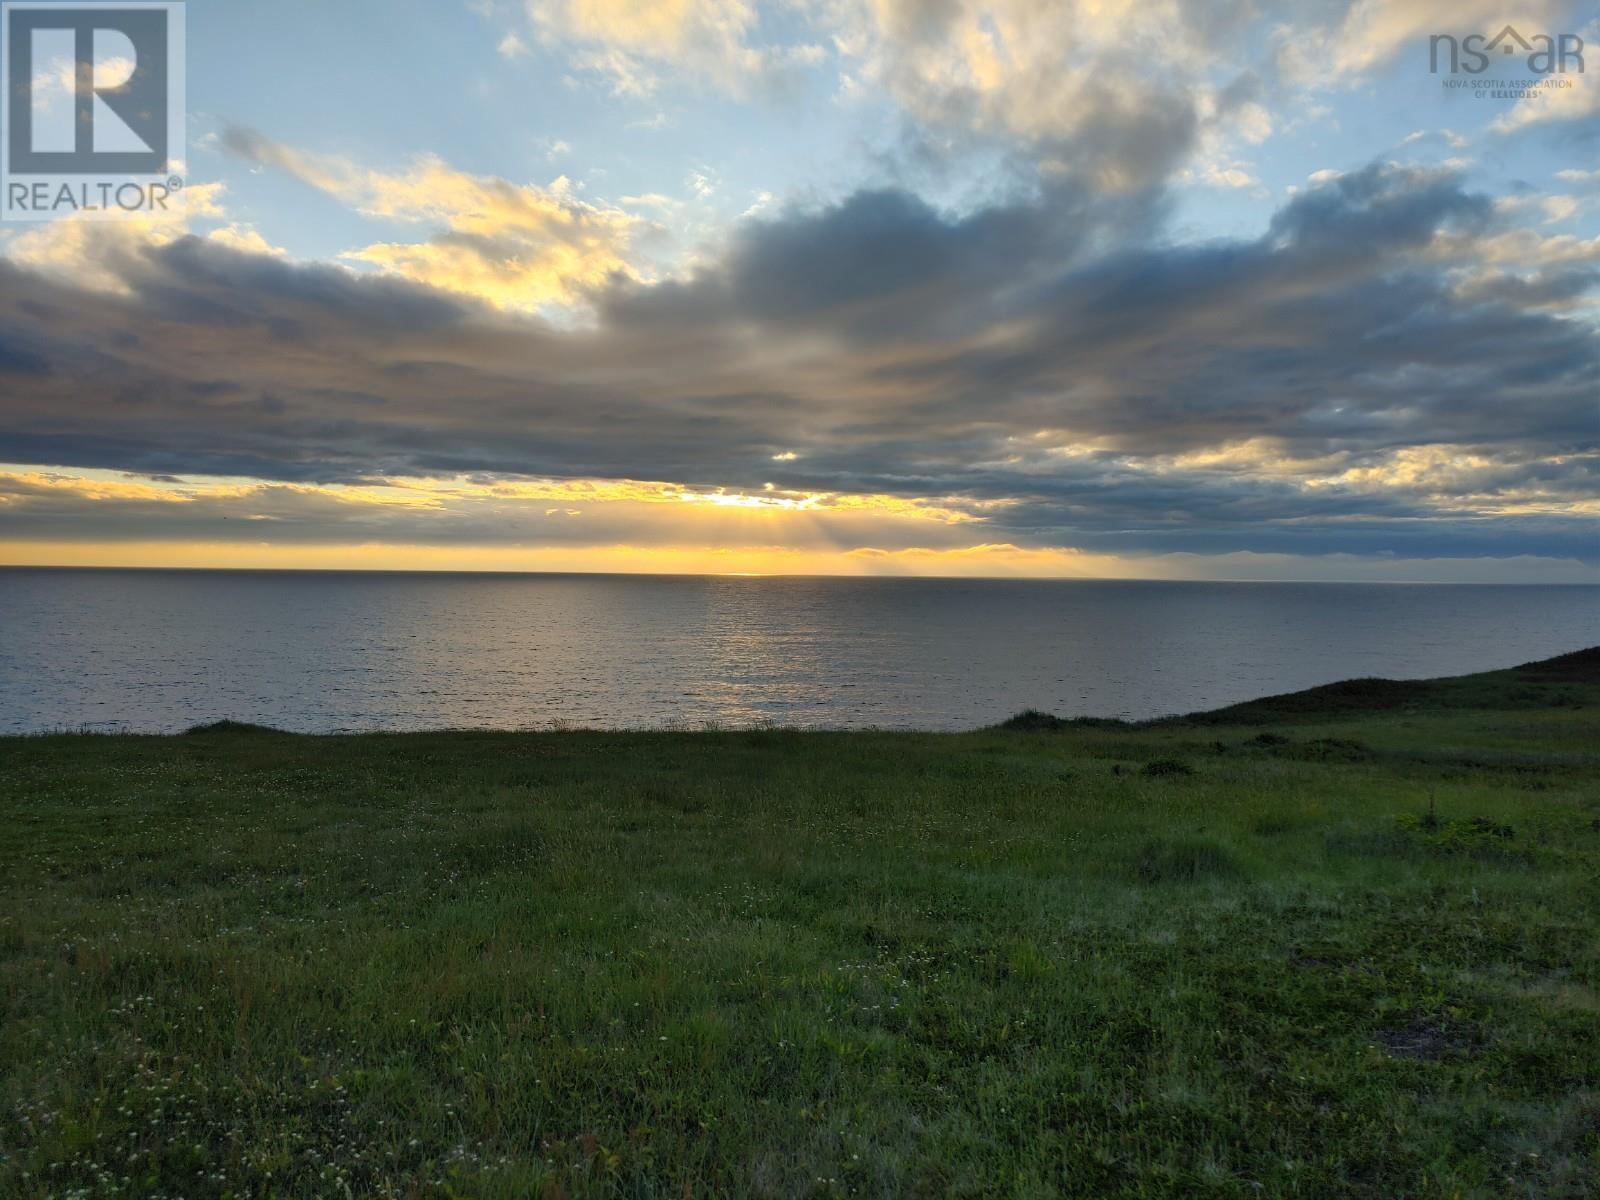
[3,651,1598,1198]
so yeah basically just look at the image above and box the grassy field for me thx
[3,651,1598,1199]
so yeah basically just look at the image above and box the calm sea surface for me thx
[1,569,1595,733]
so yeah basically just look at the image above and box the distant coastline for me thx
[9,646,1597,741]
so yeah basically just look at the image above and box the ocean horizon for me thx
[4,567,1595,735]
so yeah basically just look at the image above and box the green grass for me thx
[3,651,1599,1198]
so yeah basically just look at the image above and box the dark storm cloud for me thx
[0,159,1596,563]
[0,332,50,375]
[600,182,1151,342]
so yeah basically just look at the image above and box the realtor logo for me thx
[2,1,185,220]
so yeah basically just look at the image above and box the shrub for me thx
[997,709,1067,732]
[183,719,283,735]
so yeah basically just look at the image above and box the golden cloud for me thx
[223,130,645,311]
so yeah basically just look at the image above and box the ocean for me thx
[1,568,1595,733]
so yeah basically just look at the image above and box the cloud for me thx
[687,168,718,199]
[0,158,1594,572]
[494,0,1589,210]
[825,0,1224,194]
[491,1,1584,210]
[5,180,231,293]
[1402,128,1469,150]
[1492,71,1600,132]
[513,0,1267,194]
[523,0,824,96]
[207,224,288,258]
[0,468,992,559]
[1324,0,1564,76]
[1497,193,1582,224]
[7,467,1591,579]
[222,128,646,311]
[1180,159,1263,191]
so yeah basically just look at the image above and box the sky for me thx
[0,0,1596,581]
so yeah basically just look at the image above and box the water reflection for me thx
[1,569,1595,733]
